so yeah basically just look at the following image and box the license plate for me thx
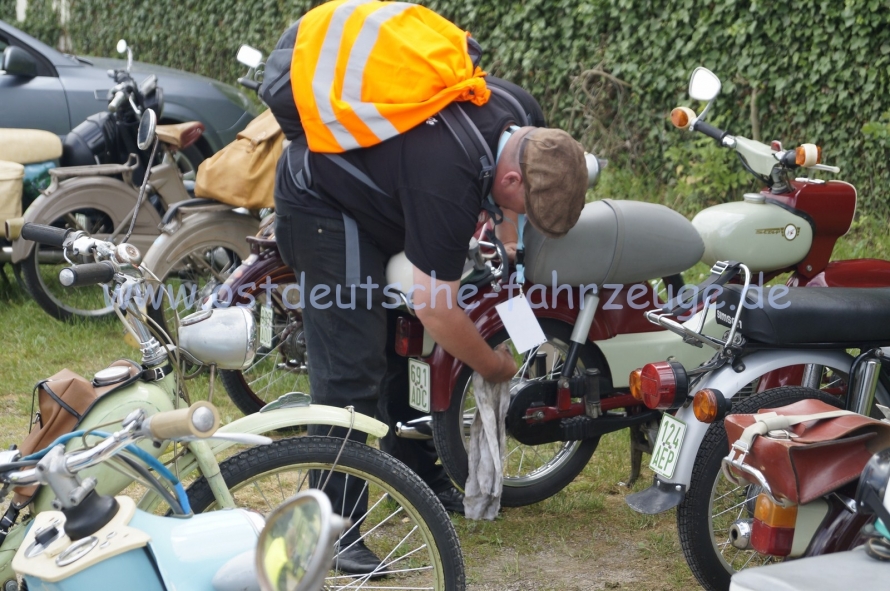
[408,359,430,412]
[649,413,687,479]
[259,304,274,349]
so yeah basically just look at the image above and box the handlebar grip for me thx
[59,262,116,288]
[21,223,70,247]
[237,77,261,92]
[144,401,220,441]
[108,90,127,112]
[693,120,727,142]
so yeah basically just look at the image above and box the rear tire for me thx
[677,386,842,591]
[186,436,466,590]
[432,318,603,507]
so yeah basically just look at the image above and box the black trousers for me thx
[274,204,451,538]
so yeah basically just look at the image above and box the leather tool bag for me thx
[724,399,890,505]
[194,109,283,210]
[13,360,141,503]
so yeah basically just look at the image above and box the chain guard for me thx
[505,379,564,445]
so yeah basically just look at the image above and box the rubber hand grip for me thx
[145,401,220,441]
[108,90,127,112]
[59,262,116,288]
[693,120,726,141]
[238,77,261,92]
[21,223,70,247]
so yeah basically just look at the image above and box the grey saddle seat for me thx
[523,199,705,287]
[716,284,890,347]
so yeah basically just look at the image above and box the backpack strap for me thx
[438,103,495,199]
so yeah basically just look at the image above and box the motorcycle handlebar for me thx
[20,223,70,247]
[692,119,727,142]
[143,402,220,441]
[108,90,127,113]
[237,76,261,92]
[58,262,116,288]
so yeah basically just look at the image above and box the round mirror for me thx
[688,67,722,102]
[116,39,128,55]
[256,490,347,591]
[237,45,264,69]
[136,108,157,151]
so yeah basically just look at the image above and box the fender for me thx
[428,283,663,412]
[11,176,161,263]
[626,349,855,514]
[164,404,389,481]
[141,210,258,276]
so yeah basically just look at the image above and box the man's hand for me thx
[411,266,518,383]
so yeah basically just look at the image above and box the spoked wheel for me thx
[218,270,310,415]
[186,436,466,590]
[19,207,116,320]
[677,386,843,591]
[432,318,603,507]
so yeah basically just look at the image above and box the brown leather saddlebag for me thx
[724,399,890,505]
[13,360,141,503]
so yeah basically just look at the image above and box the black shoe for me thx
[435,487,465,515]
[335,541,384,575]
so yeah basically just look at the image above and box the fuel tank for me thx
[692,193,813,273]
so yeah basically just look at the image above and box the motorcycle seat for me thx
[0,128,63,164]
[716,284,890,347]
[156,121,205,150]
[523,199,704,287]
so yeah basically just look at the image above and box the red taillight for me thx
[751,494,797,556]
[395,316,425,357]
[640,361,688,410]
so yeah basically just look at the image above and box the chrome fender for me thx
[627,349,854,514]
[171,404,389,478]
[11,176,160,263]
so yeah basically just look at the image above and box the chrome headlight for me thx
[178,307,257,370]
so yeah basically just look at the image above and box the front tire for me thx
[677,386,842,591]
[186,436,465,590]
[19,206,116,320]
[432,318,603,507]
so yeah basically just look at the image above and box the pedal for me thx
[560,415,598,440]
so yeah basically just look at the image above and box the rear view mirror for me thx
[688,67,721,102]
[136,108,157,151]
[237,45,264,69]
[256,490,348,591]
[2,46,38,78]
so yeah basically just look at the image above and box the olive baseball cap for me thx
[519,128,587,238]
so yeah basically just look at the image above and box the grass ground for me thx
[0,190,888,590]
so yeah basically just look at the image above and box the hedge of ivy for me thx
[5,0,890,218]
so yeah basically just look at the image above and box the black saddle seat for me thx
[715,285,890,347]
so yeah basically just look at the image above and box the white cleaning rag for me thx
[463,372,511,520]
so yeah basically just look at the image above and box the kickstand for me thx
[626,423,652,487]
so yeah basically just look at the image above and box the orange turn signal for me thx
[670,107,696,129]
[795,144,822,167]
[754,493,798,527]
[692,388,729,423]
[629,369,643,401]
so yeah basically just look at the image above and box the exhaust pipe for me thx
[395,416,433,440]
[729,519,752,550]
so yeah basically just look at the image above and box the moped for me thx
[198,76,888,509]
[7,41,256,322]
[0,110,465,591]
[624,260,890,591]
[3,400,345,591]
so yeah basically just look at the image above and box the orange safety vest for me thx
[291,0,490,153]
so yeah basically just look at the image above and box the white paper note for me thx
[495,294,547,353]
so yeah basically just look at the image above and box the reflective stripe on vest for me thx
[292,0,490,153]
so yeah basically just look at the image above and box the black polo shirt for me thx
[275,79,543,282]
